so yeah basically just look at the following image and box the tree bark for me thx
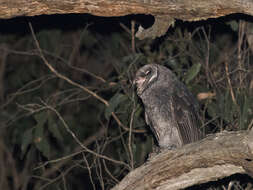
[1,0,253,38]
[1,0,253,20]
[112,130,253,190]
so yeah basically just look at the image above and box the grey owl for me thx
[134,64,204,149]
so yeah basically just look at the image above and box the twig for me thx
[94,140,105,190]
[37,164,77,190]
[131,20,136,53]
[1,75,55,109]
[29,22,108,106]
[224,57,237,106]
[238,20,245,87]
[102,159,119,184]
[33,149,86,170]
[0,45,8,102]
[119,23,131,35]
[28,22,145,134]
[128,93,136,169]
[248,119,253,130]
[67,26,106,83]
[83,154,96,190]
[41,102,131,170]
[68,64,106,83]
[34,124,107,183]
[202,26,216,89]
[228,181,235,190]
[61,170,67,190]
[40,48,107,83]
[21,101,130,170]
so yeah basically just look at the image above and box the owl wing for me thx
[170,85,204,145]
[145,111,159,142]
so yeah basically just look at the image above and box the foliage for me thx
[0,15,252,190]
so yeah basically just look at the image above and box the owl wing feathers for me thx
[144,111,159,141]
[171,85,203,144]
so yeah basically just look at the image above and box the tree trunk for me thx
[112,130,253,190]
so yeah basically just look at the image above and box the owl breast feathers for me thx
[134,64,204,149]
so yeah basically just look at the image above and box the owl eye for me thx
[145,70,151,75]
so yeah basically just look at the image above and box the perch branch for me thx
[112,130,253,190]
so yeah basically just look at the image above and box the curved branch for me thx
[112,130,253,190]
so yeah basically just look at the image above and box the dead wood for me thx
[112,130,253,190]
[1,0,253,38]
[1,0,253,20]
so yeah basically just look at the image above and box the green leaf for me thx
[34,112,48,127]
[239,96,250,130]
[21,128,33,157]
[34,112,50,158]
[226,21,239,32]
[34,123,50,158]
[35,137,50,158]
[134,104,143,118]
[48,115,63,141]
[104,93,128,120]
[37,30,62,53]
[34,122,44,139]
[185,63,201,84]
[223,89,233,123]
[207,102,218,118]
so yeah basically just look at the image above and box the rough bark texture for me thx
[1,0,253,38]
[1,0,253,20]
[112,130,253,190]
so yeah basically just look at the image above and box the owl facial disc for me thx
[134,64,158,95]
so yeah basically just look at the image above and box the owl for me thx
[134,64,204,149]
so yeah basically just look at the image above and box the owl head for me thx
[134,64,176,96]
[134,64,159,96]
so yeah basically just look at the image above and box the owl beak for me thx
[133,77,146,95]
[133,77,145,86]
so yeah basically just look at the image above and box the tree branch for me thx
[1,0,253,20]
[112,130,253,190]
[2,0,253,38]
